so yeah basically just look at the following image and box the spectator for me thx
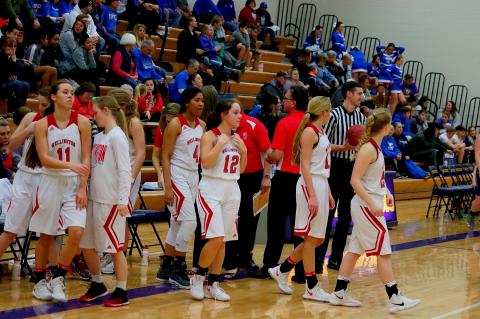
[331,21,346,57]
[256,2,276,45]
[438,125,465,163]
[11,0,41,32]
[72,81,96,120]
[326,50,343,81]
[217,0,238,32]
[386,55,405,113]
[0,117,20,181]
[393,121,410,156]
[376,42,405,69]
[211,15,244,69]
[168,58,198,103]
[410,123,440,169]
[59,35,97,84]
[303,25,322,54]
[256,70,287,103]
[140,0,163,35]
[24,30,58,88]
[176,16,202,64]
[401,74,419,100]
[438,100,461,127]
[349,47,368,76]
[192,0,222,24]
[248,25,262,70]
[158,0,181,28]
[133,39,167,82]
[358,74,374,108]
[457,126,473,162]
[100,0,121,54]
[310,53,338,97]
[367,53,380,79]
[0,37,30,112]
[381,125,402,171]
[338,53,353,84]
[437,111,451,130]
[133,23,147,48]
[283,68,306,93]
[410,109,429,134]
[238,0,258,26]
[41,0,65,28]
[108,33,140,87]
[468,126,477,145]
[58,0,76,16]
[414,96,434,121]
[197,58,215,86]
[40,30,64,67]
[228,21,251,65]
[187,73,203,89]
[59,14,88,59]
[392,105,413,138]
[138,78,163,121]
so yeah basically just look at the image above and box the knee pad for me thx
[175,220,197,252]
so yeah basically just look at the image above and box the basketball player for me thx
[269,96,334,302]
[104,89,146,273]
[156,88,205,288]
[190,99,247,301]
[468,132,480,229]
[79,96,131,307]
[329,108,420,313]
[30,80,91,303]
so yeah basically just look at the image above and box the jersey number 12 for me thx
[223,155,239,174]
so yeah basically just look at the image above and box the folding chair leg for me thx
[150,222,165,253]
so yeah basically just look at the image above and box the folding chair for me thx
[127,190,170,256]
[436,165,473,219]
[0,228,34,276]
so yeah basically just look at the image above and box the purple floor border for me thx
[1,230,479,319]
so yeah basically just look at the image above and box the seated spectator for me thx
[140,0,164,35]
[409,123,440,169]
[217,0,238,32]
[108,33,140,87]
[376,42,405,69]
[59,14,88,59]
[0,117,20,181]
[58,0,76,16]
[438,125,465,163]
[438,100,461,127]
[138,78,163,121]
[457,126,473,162]
[393,121,410,155]
[303,25,322,54]
[133,39,167,82]
[41,0,65,29]
[73,81,96,120]
[238,0,259,26]
[256,2,276,45]
[349,47,368,76]
[100,0,121,54]
[0,38,30,112]
[309,53,338,97]
[193,0,222,24]
[338,53,353,84]
[248,25,262,70]
[358,74,374,108]
[59,35,97,84]
[197,58,215,86]
[133,24,147,48]
[40,30,64,67]
[283,68,307,93]
[24,30,58,88]
[437,111,451,130]
[296,50,313,78]
[256,71,287,103]
[367,54,380,80]
[382,124,403,171]
[158,0,181,28]
[187,73,203,89]
[326,50,343,80]
[401,74,419,100]
[211,15,244,70]
[467,126,477,145]
[168,58,198,103]
[414,95,434,121]
[228,21,251,66]
[410,109,428,134]
[331,21,346,57]
[176,16,202,64]
[392,105,413,138]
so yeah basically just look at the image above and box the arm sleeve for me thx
[271,121,287,151]
[324,68,336,85]
[87,16,99,37]
[111,51,130,78]
[376,45,385,54]
[111,133,132,205]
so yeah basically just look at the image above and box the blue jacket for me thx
[331,31,346,56]
[381,135,401,158]
[311,62,336,86]
[304,34,321,49]
[101,5,118,33]
[349,49,367,73]
[41,2,60,18]
[198,34,218,62]
[376,45,405,68]
[392,112,412,137]
[193,0,222,16]
[157,0,177,9]
[133,48,165,81]
[217,0,236,22]
[58,1,75,16]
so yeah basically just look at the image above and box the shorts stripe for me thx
[294,185,314,236]
[6,200,12,212]
[360,206,386,256]
[171,181,185,220]
[198,192,213,240]
[103,205,123,252]
[127,199,133,215]
[32,186,40,215]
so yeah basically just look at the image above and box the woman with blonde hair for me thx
[269,96,334,302]
[329,108,420,313]
[133,24,147,48]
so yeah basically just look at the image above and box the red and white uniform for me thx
[294,124,331,239]
[127,136,141,214]
[165,114,203,253]
[348,138,392,256]
[5,113,43,235]
[81,126,131,253]
[197,128,241,242]
[29,112,86,235]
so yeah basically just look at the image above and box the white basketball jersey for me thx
[201,128,241,181]
[361,138,387,197]
[307,123,331,178]
[18,112,43,174]
[171,114,203,171]
[44,112,82,176]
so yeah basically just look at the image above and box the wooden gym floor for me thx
[0,198,478,319]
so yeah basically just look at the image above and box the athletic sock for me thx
[91,274,103,284]
[51,263,68,279]
[207,274,220,286]
[116,281,127,290]
[196,267,208,277]
[334,275,350,292]
[162,255,174,265]
[279,256,296,273]
[305,272,318,290]
[385,281,399,299]
[33,268,47,284]
[175,256,186,268]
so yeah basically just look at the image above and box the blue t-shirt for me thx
[101,5,118,34]
[58,1,75,15]
[401,82,418,97]
[169,70,189,103]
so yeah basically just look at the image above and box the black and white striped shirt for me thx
[324,105,366,160]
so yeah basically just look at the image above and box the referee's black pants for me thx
[316,157,355,268]
[224,171,264,270]
[262,171,303,274]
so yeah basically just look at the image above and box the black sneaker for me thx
[79,282,108,302]
[168,268,190,289]
[250,267,270,279]
[156,257,173,282]
[327,260,340,270]
[104,288,129,307]
[71,254,92,281]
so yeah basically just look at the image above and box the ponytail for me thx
[107,88,139,128]
[354,107,392,160]
[292,113,311,166]
[94,96,129,137]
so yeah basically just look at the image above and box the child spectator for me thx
[438,125,466,163]
[101,0,121,54]
[73,81,96,121]
[367,54,380,79]
[401,74,419,100]
[392,105,413,138]
[138,78,163,121]
[410,109,429,134]
[24,30,58,88]
[40,30,64,67]
[0,117,20,181]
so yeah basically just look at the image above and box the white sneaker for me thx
[223,268,238,279]
[101,254,115,274]
[32,279,53,301]
[329,289,361,307]
[204,282,230,301]
[303,283,330,302]
[268,266,293,295]
[50,277,67,303]
[190,274,205,300]
[389,292,420,313]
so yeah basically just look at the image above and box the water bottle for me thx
[12,257,21,281]
[141,245,149,266]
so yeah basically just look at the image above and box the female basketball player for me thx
[328,108,420,313]
[79,96,131,307]
[104,89,145,273]
[468,131,480,228]
[269,96,335,302]
[156,88,205,289]
[30,80,91,303]
[190,99,247,301]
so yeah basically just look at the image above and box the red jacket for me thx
[137,93,163,114]
[238,7,259,26]
[72,96,94,120]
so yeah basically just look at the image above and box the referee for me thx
[317,80,366,271]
